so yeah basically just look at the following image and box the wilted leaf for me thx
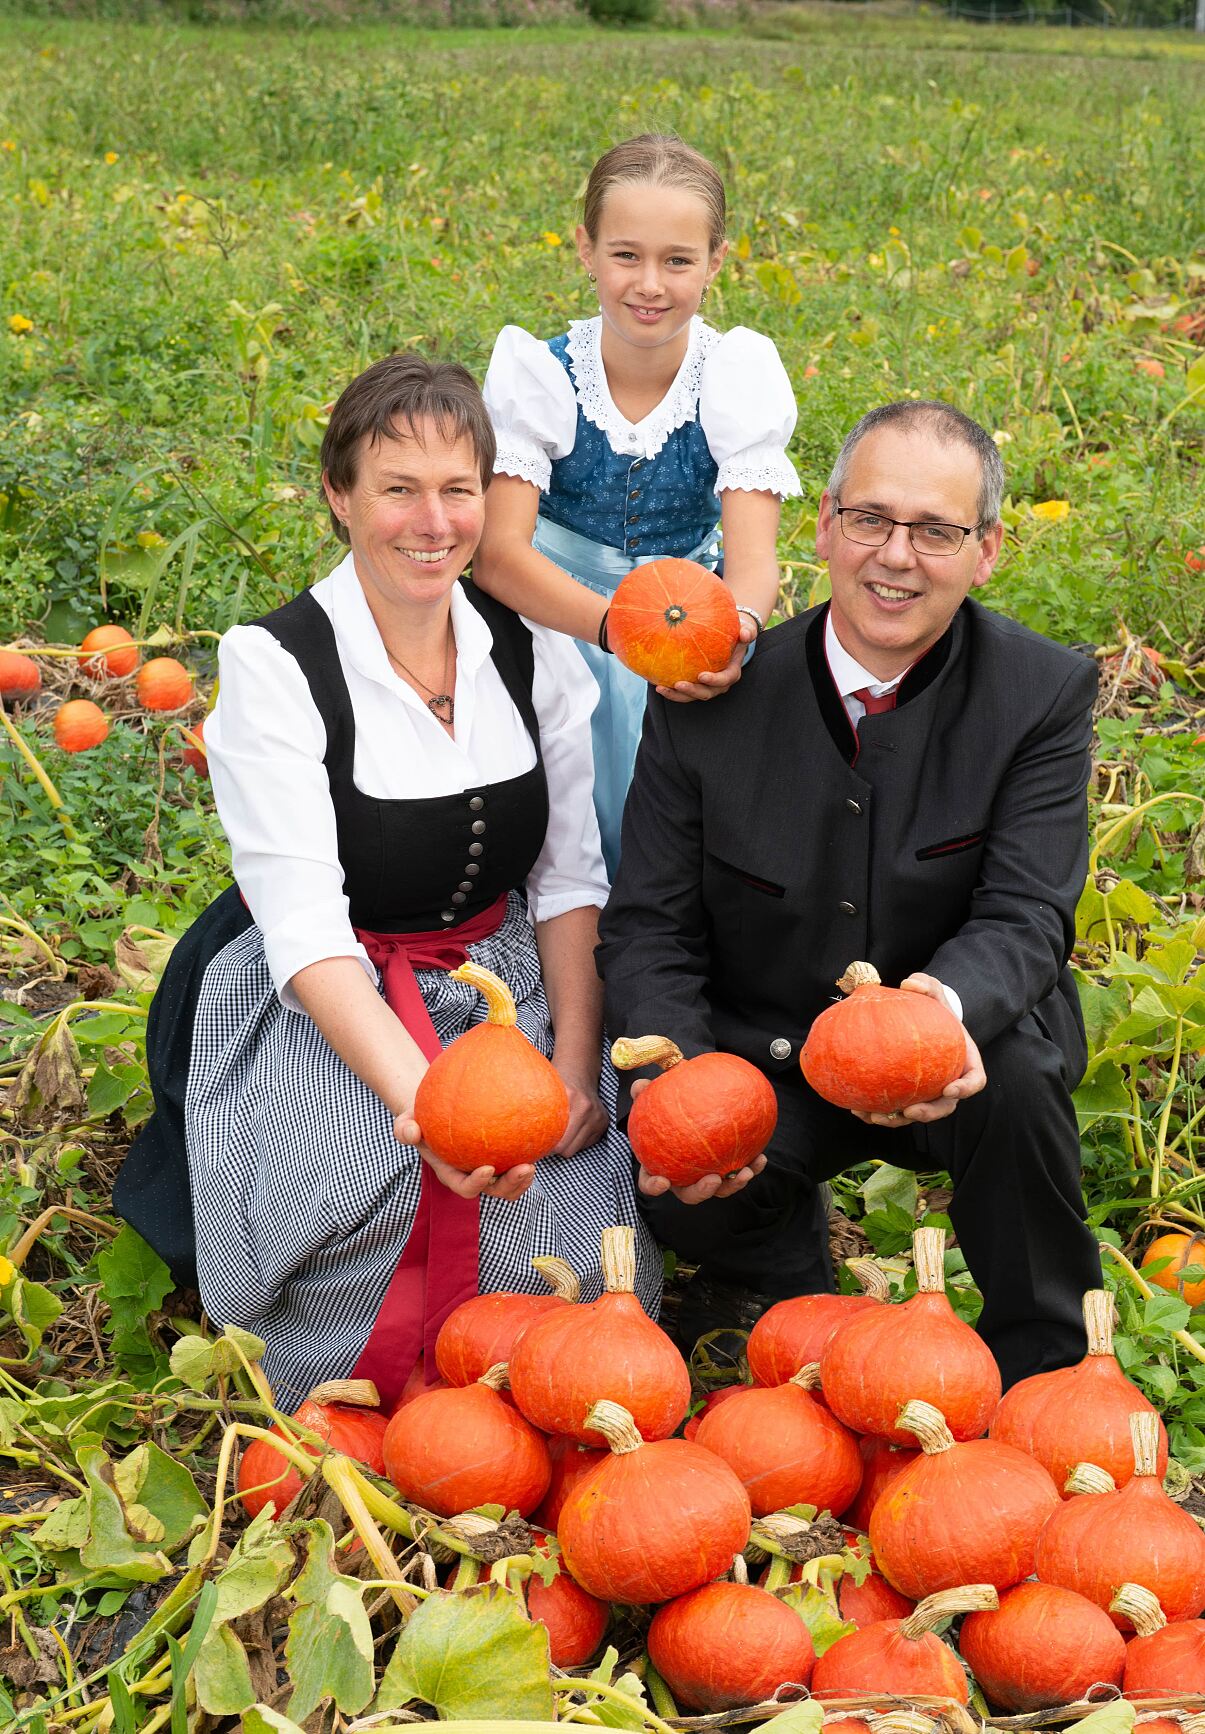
[114,929,177,993]
[782,1584,855,1658]
[1069,1702,1136,1734]
[77,1444,172,1581]
[241,1709,308,1734]
[33,1496,91,1552]
[376,1585,554,1719]
[193,1620,256,1716]
[1185,816,1205,885]
[112,1444,207,1549]
[10,1016,86,1119]
[760,1704,825,1734]
[169,1322,268,1392]
[286,1578,375,1720]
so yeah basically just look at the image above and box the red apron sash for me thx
[349,893,509,1408]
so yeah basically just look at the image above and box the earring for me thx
[701,283,710,302]
[588,272,596,283]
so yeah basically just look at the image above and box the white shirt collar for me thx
[564,315,720,460]
[824,609,911,699]
[326,550,493,699]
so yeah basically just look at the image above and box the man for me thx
[597,400,1101,1388]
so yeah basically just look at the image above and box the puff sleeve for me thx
[699,328,802,499]
[483,325,579,493]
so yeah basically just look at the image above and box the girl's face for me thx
[576,182,727,353]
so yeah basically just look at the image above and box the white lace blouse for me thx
[483,317,802,500]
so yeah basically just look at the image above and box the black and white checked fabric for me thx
[185,891,662,1408]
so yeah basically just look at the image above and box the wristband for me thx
[734,605,765,636]
[598,609,613,654]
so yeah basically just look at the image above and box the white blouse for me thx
[484,317,801,501]
[205,553,609,1007]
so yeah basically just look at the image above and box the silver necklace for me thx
[386,626,454,724]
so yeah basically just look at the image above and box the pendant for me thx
[427,694,454,722]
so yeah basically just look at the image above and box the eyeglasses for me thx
[835,506,977,557]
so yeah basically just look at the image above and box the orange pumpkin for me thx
[236,1379,388,1518]
[647,1580,815,1709]
[1141,1231,1205,1309]
[434,1256,580,1386]
[959,1581,1126,1711]
[611,1036,778,1187]
[414,962,569,1174]
[181,717,208,776]
[747,1259,891,1388]
[526,1533,609,1667]
[0,649,41,701]
[381,1363,550,1518]
[800,962,965,1115]
[79,624,139,678]
[693,1365,863,1518]
[53,699,109,753]
[136,656,194,711]
[811,1585,997,1705]
[606,559,739,688]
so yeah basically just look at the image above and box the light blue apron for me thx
[532,515,720,881]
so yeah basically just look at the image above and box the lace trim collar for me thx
[564,315,720,460]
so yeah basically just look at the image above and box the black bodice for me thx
[253,582,550,933]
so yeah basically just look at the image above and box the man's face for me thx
[815,424,1003,680]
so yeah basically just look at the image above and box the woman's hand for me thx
[851,974,987,1130]
[655,618,756,706]
[551,1057,608,1159]
[393,1111,537,1202]
[628,1077,768,1203]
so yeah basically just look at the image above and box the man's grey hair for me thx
[826,401,1006,534]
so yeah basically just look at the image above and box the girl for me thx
[476,133,801,877]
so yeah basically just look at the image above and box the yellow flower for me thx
[104,150,118,165]
[7,313,33,335]
[136,529,167,549]
[1031,500,1070,522]
[0,1254,14,1287]
[542,230,563,247]
[1,140,15,153]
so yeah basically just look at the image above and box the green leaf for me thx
[1144,1291,1191,1335]
[859,1163,917,1217]
[88,1060,142,1119]
[169,1323,267,1393]
[860,1202,916,1256]
[77,1443,172,1581]
[1069,1702,1136,1734]
[192,1620,256,1716]
[34,1496,91,1551]
[376,1585,554,1719]
[1,1273,64,1356]
[95,1227,174,1371]
[782,1584,856,1658]
[285,1578,375,1720]
[112,1443,208,1550]
[759,1703,825,1734]
[241,1709,308,1734]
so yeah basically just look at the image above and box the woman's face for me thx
[576,182,727,354]
[323,421,486,616]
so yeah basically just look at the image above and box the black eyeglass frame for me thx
[834,505,979,557]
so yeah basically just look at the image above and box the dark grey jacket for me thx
[597,599,1098,1099]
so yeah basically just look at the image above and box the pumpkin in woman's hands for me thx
[607,559,739,688]
[413,962,569,1173]
[800,962,964,1114]
[611,1036,777,1187]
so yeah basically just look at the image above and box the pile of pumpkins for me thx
[0,635,201,760]
[236,1222,1205,1716]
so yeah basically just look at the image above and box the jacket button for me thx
[440,911,455,924]
[451,891,466,906]
[464,863,480,876]
[770,1038,791,1060]
[845,798,862,815]
[471,819,486,835]
[469,795,485,812]
[839,900,857,915]
[458,880,473,893]
[629,489,640,500]
[468,843,484,858]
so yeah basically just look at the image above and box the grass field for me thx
[1,13,1205,1727]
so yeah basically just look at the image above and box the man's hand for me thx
[629,1076,768,1202]
[852,973,987,1130]
[551,1058,608,1159]
[654,619,756,705]
[394,1112,537,1202]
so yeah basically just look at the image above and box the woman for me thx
[115,353,662,1410]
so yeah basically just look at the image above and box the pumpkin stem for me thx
[1082,1288,1115,1357]
[895,1399,955,1455]
[531,1255,581,1302]
[870,1715,941,1734]
[835,961,882,995]
[1064,1461,1117,1495]
[730,1553,748,1585]
[898,1584,998,1639]
[306,1378,380,1409]
[583,1398,643,1456]
[911,1226,947,1293]
[600,1225,636,1295]
[478,1362,510,1392]
[846,1257,892,1302]
[449,961,517,1026]
[788,1363,823,1393]
[1109,1582,1167,1636]
[1130,1409,1162,1478]
[610,1035,685,1073]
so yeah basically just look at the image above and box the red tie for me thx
[853,685,899,719]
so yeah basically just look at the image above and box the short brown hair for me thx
[582,133,727,256]
[320,353,496,545]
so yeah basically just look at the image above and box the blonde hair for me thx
[582,133,727,255]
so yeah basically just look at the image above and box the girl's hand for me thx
[655,618,756,706]
[394,1112,537,1202]
[550,1058,608,1159]
[628,1077,768,1203]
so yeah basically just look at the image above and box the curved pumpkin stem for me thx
[1083,1288,1115,1357]
[899,1583,997,1639]
[1130,1409,1162,1478]
[846,1256,892,1303]
[835,960,882,995]
[912,1226,947,1294]
[478,1362,510,1392]
[449,961,517,1026]
[1064,1461,1117,1495]
[584,1398,643,1455]
[600,1225,636,1295]
[788,1363,823,1393]
[531,1255,581,1302]
[1109,1581,1167,1636]
[610,1035,685,1073]
[306,1379,380,1409]
[895,1399,955,1455]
